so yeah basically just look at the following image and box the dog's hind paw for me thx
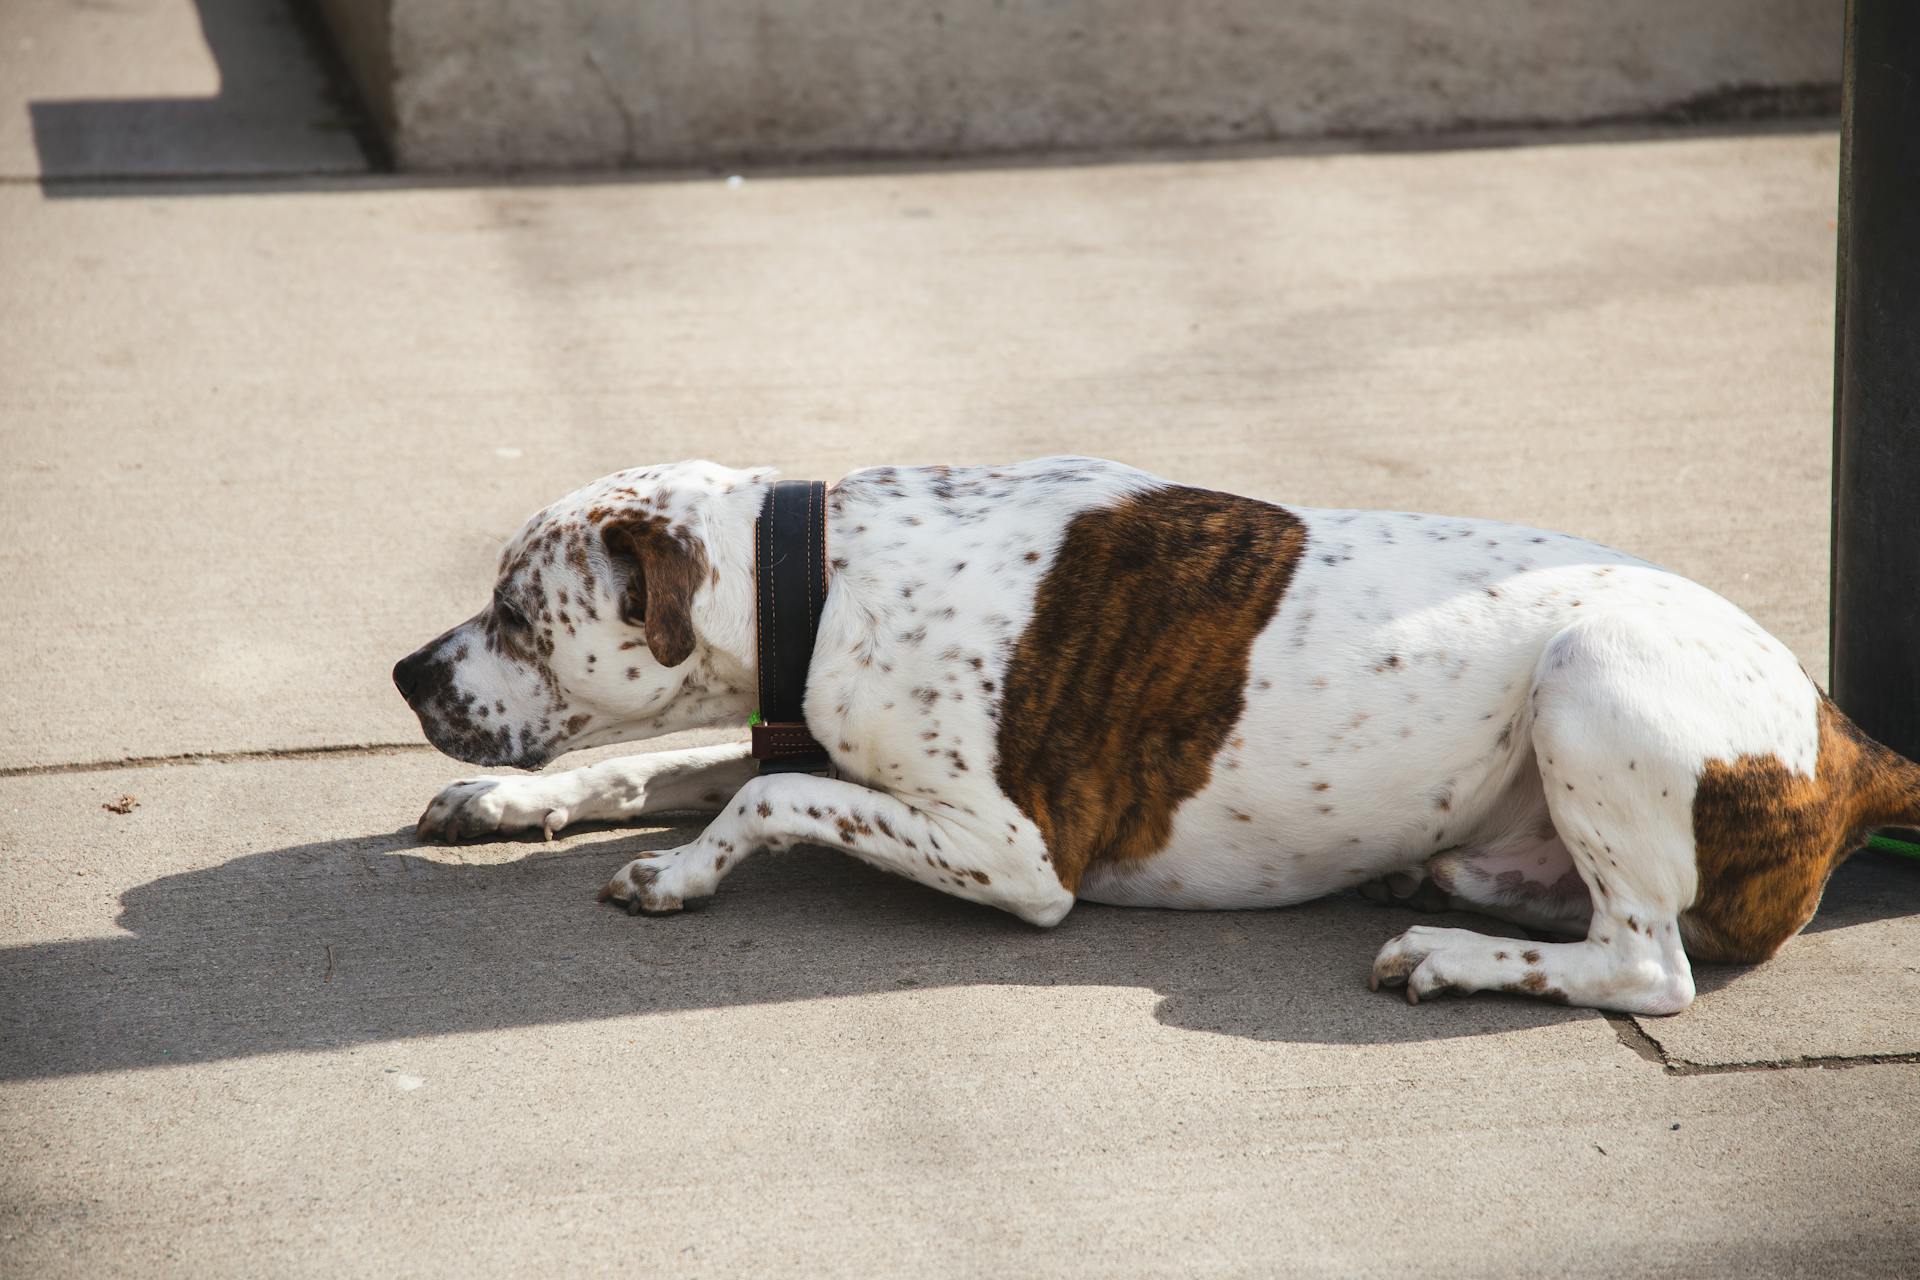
[1356,868,1451,913]
[1369,925,1489,1004]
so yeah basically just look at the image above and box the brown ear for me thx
[601,517,707,668]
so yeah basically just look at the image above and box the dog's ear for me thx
[601,517,706,668]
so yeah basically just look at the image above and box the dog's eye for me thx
[492,591,530,629]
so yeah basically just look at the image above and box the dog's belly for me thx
[1076,754,1551,910]
[1075,507,1728,911]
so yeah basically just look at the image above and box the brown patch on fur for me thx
[1685,697,1920,963]
[834,815,875,842]
[598,513,708,668]
[994,486,1306,891]
[1503,972,1568,1003]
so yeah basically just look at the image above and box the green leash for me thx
[1867,833,1920,862]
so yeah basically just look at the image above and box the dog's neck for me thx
[668,472,786,731]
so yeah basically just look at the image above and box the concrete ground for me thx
[3,3,1917,1275]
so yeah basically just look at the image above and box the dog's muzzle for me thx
[391,635,540,769]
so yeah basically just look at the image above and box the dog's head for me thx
[393,461,765,769]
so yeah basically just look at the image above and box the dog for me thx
[393,458,1920,1015]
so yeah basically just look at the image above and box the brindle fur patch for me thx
[1685,697,1920,962]
[994,485,1307,892]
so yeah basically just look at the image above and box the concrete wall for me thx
[315,0,1840,171]
[313,0,397,144]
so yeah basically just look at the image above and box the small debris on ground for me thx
[101,795,138,815]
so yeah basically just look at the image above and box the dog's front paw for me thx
[416,777,572,844]
[596,853,688,916]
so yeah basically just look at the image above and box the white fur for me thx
[404,460,1828,1015]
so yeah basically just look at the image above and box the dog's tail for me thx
[1835,702,1920,836]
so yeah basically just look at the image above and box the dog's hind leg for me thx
[1420,831,1594,936]
[1360,783,1593,935]
[1358,828,1592,934]
[1371,609,1785,1015]
[416,742,756,842]
[598,772,1075,926]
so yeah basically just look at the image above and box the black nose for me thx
[393,650,430,704]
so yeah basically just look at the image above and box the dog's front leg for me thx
[597,773,1074,927]
[416,743,756,842]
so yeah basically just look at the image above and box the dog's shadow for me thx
[3,822,1911,1081]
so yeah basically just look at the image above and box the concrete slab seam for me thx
[1611,1013,1920,1076]
[0,741,436,778]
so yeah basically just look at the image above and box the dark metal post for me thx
[1832,0,1920,768]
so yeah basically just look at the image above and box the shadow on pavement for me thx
[33,116,1843,201]
[3,823,1909,1080]
[27,0,377,182]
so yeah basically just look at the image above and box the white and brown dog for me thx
[393,458,1920,1016]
